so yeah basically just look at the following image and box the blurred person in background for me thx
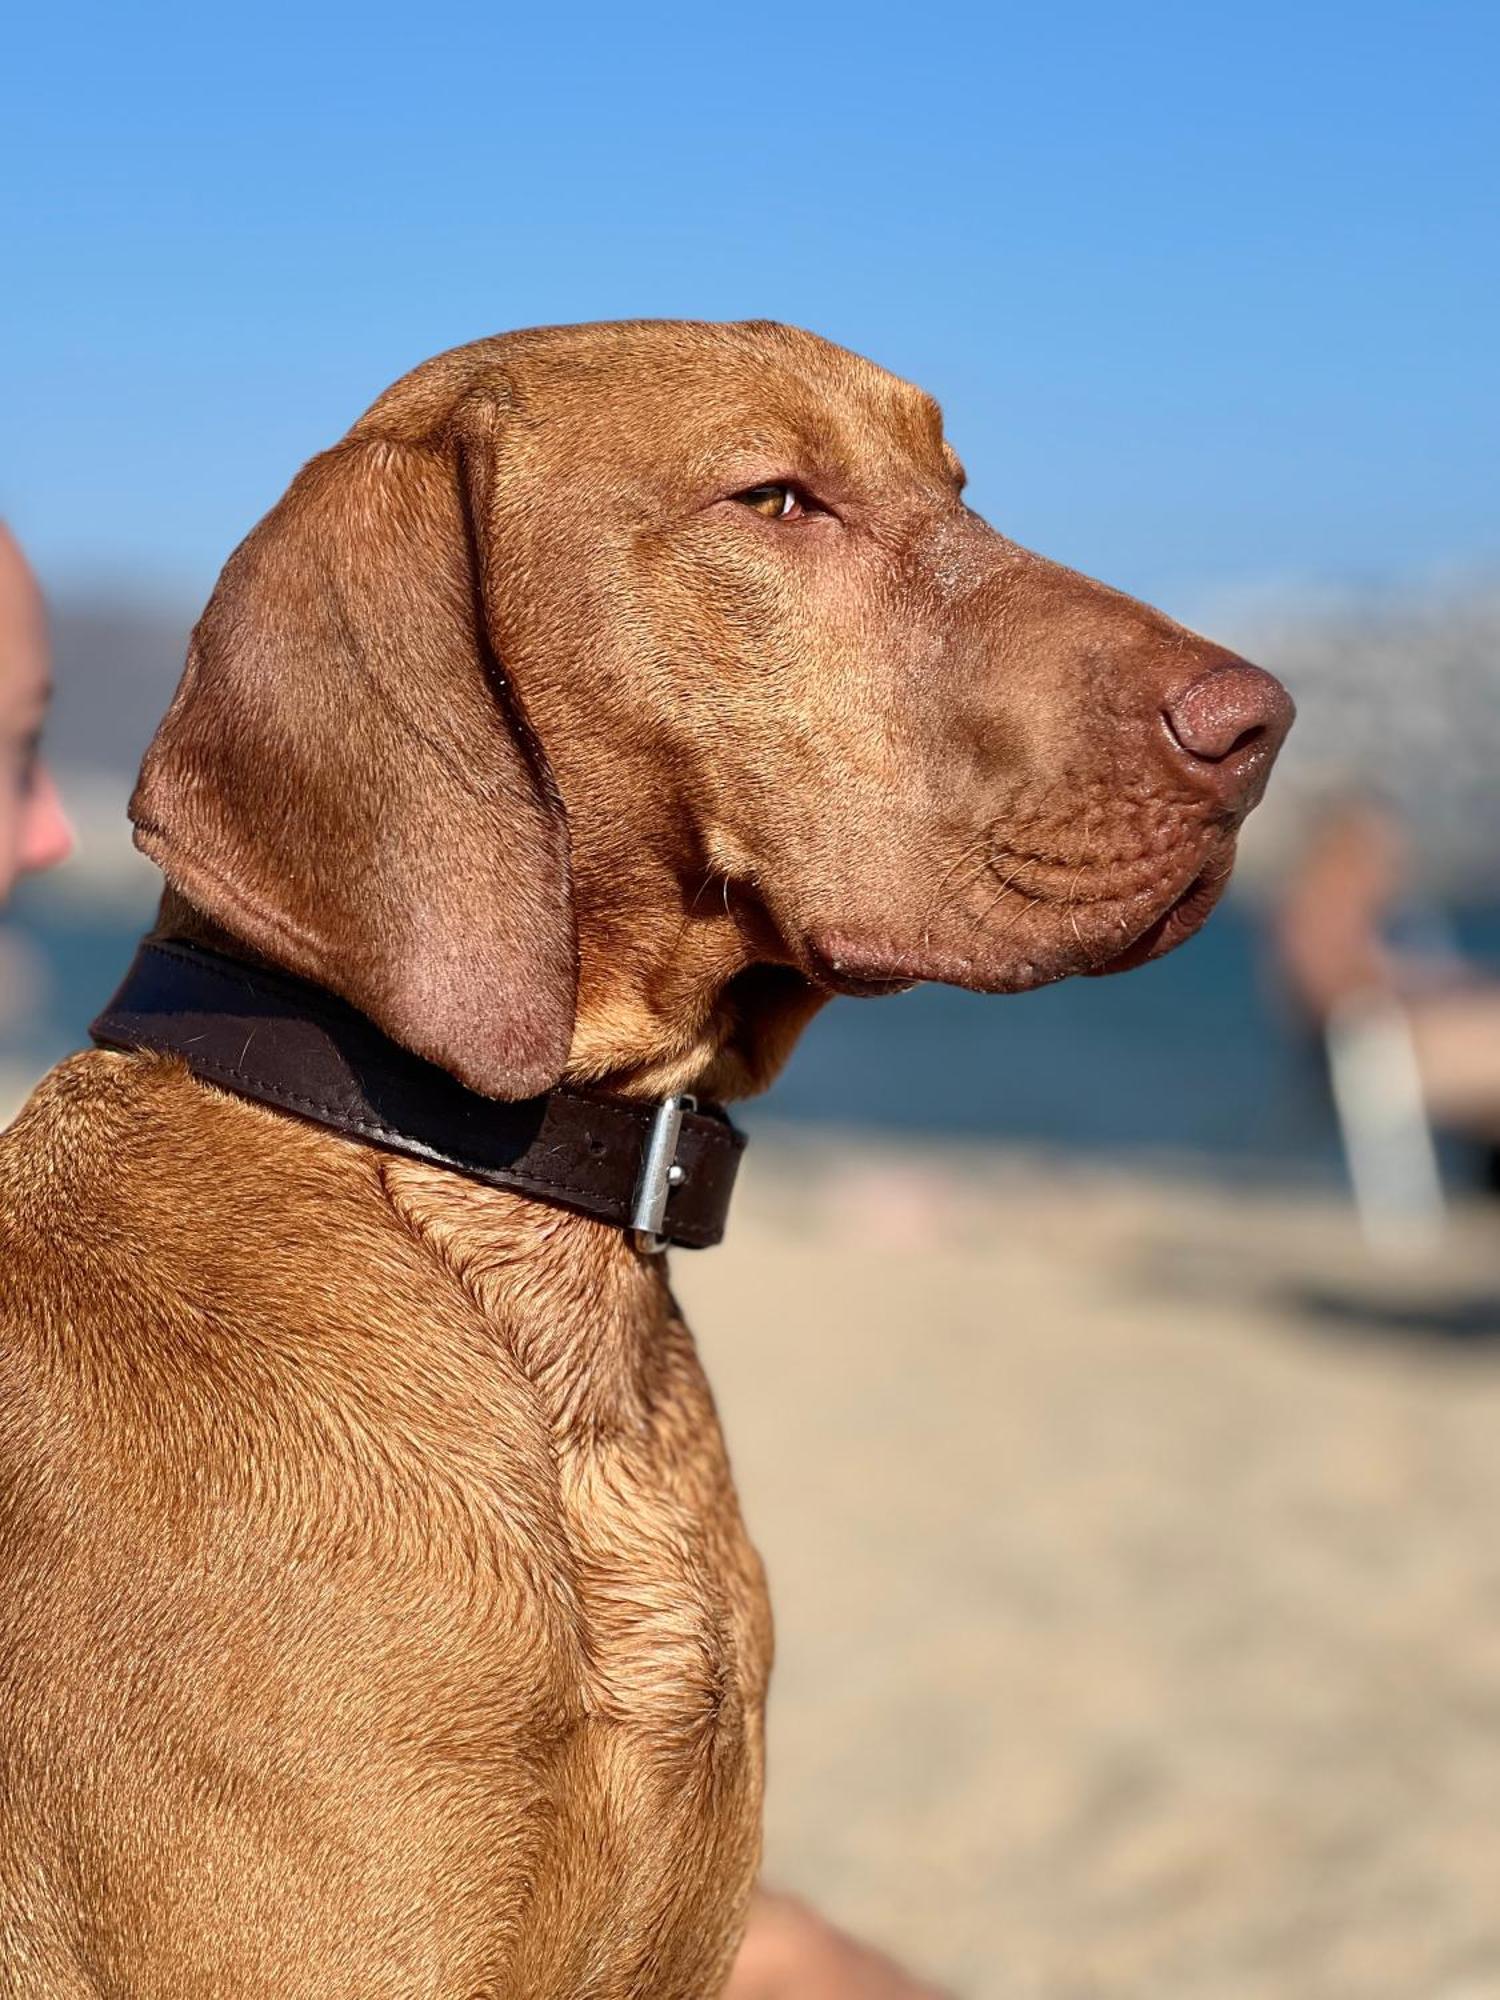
[1,517,936,1994]
[0,524,73,900]
[0,524,74,1077]
[1278,795,1500,1180]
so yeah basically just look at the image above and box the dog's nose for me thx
[1161,658,1294,808]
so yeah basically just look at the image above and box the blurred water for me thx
[769,909,1340,1169]
[9,890,1498,1179]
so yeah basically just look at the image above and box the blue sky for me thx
[3,0,1495,615]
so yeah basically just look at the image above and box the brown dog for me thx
[0,321,1291,1997]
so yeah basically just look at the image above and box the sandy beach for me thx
[679,1136,1500,2000]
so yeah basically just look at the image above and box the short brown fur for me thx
[0,321,1288,1995]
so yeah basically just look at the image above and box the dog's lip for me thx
[1083,861,1229,977]
[802,946,923,999]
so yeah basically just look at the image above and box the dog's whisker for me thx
[931,825,998,901]
[972,866,1042,941]
[1064,861,1088,950]
[968,858,1029,926]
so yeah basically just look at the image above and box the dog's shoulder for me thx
[0,1051,567,1515]
[1,1047,354,1235]
[0,1048,382,1355]
[0,1048,575,1649]
[0,1050,448,1447]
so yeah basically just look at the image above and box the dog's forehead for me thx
[665,333,948,496]
[656,322,945,471]
[539,324,938,461]
[360,321,956,490]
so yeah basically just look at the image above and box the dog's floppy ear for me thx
[131,403,576,1099]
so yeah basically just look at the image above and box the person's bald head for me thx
[0,526,73,897]
[0,527,47,672]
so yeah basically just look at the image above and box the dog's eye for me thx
[734,483,805,521]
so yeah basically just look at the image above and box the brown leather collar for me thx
[89,936,746,1251]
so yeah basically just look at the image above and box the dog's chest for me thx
[559,1391,770,1743]
[503,1333,773,1996]
[373,1172,771,1992]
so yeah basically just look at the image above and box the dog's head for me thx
[134,321,1292,1101]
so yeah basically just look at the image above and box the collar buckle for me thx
[631,1093,695,1254]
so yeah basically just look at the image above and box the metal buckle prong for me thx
[631,1093,695,1254]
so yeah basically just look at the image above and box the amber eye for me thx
[734,482,805,521]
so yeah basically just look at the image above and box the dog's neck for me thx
[572,952,826,1103]
[559,832,829,1101]
[373,1149,678,1442]
[147,893,696,1427]
[110,910,747,1262]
